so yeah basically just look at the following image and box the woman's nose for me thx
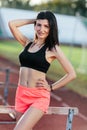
[40,26,44,31]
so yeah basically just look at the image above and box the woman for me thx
[8,10,76,130]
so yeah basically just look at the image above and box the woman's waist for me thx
[18,84,37,88]
[18,79,37,88]
[19,72,46,87]
[18,67,46,88]
[18,77,46,88]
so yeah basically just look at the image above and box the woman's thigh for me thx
[14,107,44,130]
[16,111,23,122]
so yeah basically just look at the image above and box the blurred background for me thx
[0,1,87,130]
[0,0,87,97]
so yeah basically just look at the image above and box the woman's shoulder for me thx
[51,44,65,58]
[24,40,32,47]
[51,44,61,52]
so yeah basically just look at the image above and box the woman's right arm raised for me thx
[8,19,36,46]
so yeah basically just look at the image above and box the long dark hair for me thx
[35,10,59,50]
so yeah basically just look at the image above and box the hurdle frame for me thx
[0,105,79,130]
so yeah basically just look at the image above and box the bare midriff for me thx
[18,67,46,88]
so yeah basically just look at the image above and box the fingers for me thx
[36,79,47,87]
[36,79,51,91]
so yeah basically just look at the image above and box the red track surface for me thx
[0,56,87,130]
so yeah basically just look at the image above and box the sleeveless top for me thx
[19,42,50,73]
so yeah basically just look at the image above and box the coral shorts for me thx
[15,85,50,113]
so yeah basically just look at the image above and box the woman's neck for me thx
[35,39,45,45]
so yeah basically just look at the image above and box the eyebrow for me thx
[37,22,49,26]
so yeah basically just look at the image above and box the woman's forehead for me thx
[36,19,49,24]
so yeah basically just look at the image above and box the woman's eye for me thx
[37,23,41,27]
[45,25,49,28]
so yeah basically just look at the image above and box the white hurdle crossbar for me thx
[0,105,16,120]
[0,105,79,130]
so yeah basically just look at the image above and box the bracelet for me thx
[50,84,53,91]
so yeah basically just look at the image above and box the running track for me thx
[0,56,87,130]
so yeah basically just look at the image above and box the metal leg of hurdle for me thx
[0,68,10,105]
[4,68,10,105]
[66,109,74,130]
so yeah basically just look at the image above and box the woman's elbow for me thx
[70,71,76,80]
[8,21,15,33]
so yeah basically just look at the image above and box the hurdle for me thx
[0,105,79,130]
[0,68,10,105]
[48,106,79,130]
[0,68,17,103]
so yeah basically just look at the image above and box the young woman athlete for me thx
[8,10,76,130]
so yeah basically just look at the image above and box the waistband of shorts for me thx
[18,84,50,92]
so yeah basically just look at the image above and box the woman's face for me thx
[34,19,50,40]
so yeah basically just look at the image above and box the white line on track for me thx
[51,93,62,101]
[51,92,87,121]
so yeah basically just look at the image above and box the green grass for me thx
[0,40,87,97]
[0,40,23,64]
[61,46,82,68]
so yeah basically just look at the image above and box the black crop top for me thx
[19,42,50,73]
